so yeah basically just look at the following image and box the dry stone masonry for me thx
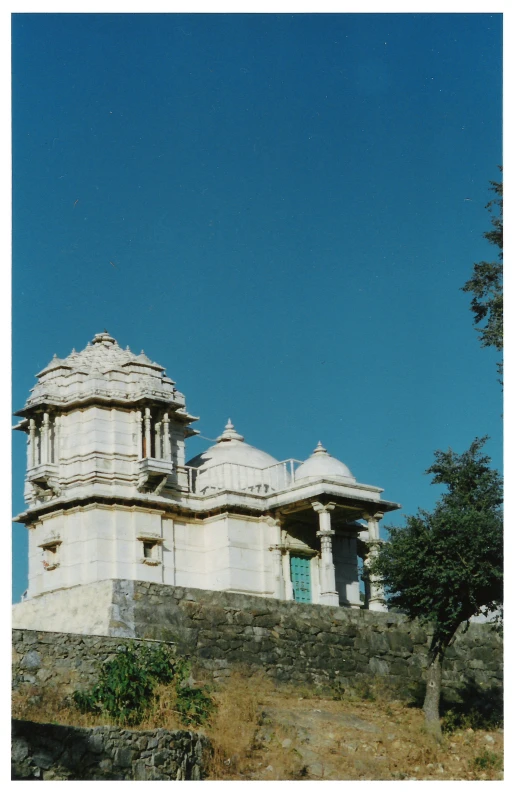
[12,720,210,780]
[12,631,174,695]
[12,583,502,704]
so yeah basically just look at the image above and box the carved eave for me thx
[12,477,401,527]
[267,481,401,517]
[35,362,74,379]
[122,358,172,377]
[13,392,200,421]
[174,408,200,435]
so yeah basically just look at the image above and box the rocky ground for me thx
[213,691,504,781]
[13,669,503,781]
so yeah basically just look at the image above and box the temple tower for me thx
[13,332,198,598]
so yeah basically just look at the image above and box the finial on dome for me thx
[216,418,245,443]
[92,331,116,345]
[314,441,328,454]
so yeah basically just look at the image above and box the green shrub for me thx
[351,677,376,702]
[176,684,215,727]
[441,704,503,735]
[330,682,346,701]
[73,643,213,727]
[472,750,502,772]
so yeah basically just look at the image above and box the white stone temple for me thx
[12,332,400,631]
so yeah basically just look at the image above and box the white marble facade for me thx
[13,332,400,615]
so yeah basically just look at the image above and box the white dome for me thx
[295,442,356,483]
[186,420,285,494]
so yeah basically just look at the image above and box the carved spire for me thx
[216,419,244,443]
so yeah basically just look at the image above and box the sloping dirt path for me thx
[238,697,503,781]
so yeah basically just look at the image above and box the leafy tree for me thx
[462,168,503,376]
[369,437,503,738]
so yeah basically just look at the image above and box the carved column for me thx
[41,413,50,464]
[135,411,142,458]
[162,413,171,460]
[155,422,162,460]
[366,513,382,542]
[312,502,339,606]
[144,408,151,458]
[266,515,285,600]
[29,419,36,468]
[53,416,60,463]
[363,512,387,612]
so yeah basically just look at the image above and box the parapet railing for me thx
[184,459,303,495]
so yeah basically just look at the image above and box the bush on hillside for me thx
[73,643,214,727]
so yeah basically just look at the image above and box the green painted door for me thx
[290,555,312,603]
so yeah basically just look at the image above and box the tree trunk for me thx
[423,649,443,740]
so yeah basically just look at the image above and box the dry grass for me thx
[12,670,504,781]
[201,670,503,781]
[135,682,184,731]
[203,669,265,779]
[12,686,105,729]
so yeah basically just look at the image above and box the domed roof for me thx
[186,420,283,494]
[187,420,279,470]
[295,442,356,483]
[16,332,197,427]
[36,331,166,377]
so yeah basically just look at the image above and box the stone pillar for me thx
[135,411,142,458]
[29,419,36,468]
[366,513,381,542]
[266,515,285,600]
[312,502,339,606]
[144,408,152,458]
[162,413,171,460]
[155,422,162,460]
[41,413,50,464]
[363,513,387,612]
[53,416,60,463]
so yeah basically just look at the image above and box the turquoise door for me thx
[290,555,312,603]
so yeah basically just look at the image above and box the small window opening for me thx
[138,534,162,565]
[143,541,155,559]
[40,538,62,571]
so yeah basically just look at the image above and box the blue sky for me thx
[11,12,502,602]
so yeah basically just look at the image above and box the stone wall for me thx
[12,720,210,780]
[12,581,503,703]
[129,582,503,701]
[12,630,172,696]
